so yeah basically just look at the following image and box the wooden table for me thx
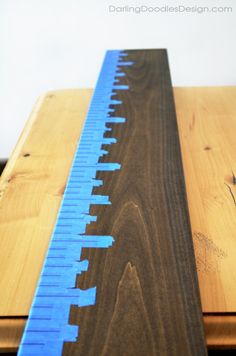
[0,87,236,353]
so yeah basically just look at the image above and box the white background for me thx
[0,0,235,158]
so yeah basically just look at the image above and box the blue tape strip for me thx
[18,50,133,356]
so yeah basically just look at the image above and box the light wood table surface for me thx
[0,87,236,352]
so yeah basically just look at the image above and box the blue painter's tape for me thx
[118,61,134,66]
[113,85,129,90]
[18,50,133,356]
[115,72,126,77]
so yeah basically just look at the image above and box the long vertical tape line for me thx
[18,50,134,356]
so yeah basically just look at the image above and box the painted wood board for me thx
[61,49,206,355]
[1,86,236,351]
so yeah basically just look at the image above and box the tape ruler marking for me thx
[18,50,134,356]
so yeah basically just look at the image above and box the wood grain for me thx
[3,315,236,353]
[0,89,91,316]
[174,87,236,312]
[2,86,236,351]
[63,50,206,355]
[0,318,26,353]
[204,315,236,348]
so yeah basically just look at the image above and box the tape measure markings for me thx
[18,50,133,356]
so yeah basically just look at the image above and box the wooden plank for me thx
[174,87,236,312]
[3,315,236,353]
[1,86,236,351]
[63,50,206,355]
[0,89,91,316]
[0,94,45,202]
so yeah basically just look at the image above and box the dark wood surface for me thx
[63,50,207,355]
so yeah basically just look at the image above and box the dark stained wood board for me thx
[63,50,207,355]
